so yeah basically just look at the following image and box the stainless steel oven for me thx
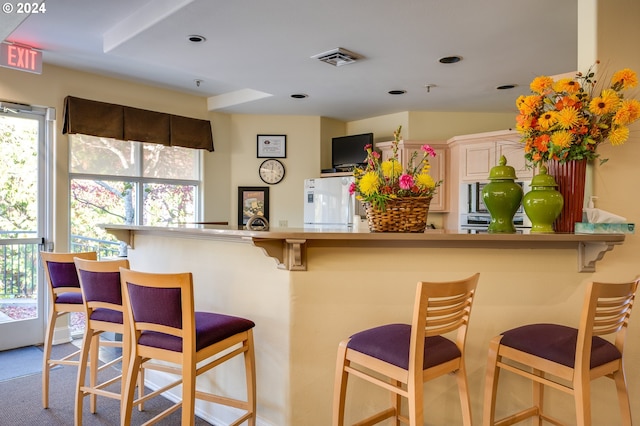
[460,182,531,233]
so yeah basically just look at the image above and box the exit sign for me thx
[0,42,42,74]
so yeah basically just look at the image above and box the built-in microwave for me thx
[460,181,531,232]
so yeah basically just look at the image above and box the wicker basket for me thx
[365,197,431,232]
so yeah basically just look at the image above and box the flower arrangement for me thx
[350,125,440,211]
[516,61,640,166]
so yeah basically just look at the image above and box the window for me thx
[69,134,200,256]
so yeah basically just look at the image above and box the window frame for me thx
[68,135,203,248]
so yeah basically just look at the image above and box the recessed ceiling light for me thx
[291,93,308,99]
[187,34,206,43]
[439,56,462,64]
[496,84,517,90]
[388,90,406,95]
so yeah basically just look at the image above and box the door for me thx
[0,104,51,350]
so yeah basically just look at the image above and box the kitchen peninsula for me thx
[104,224,628,426]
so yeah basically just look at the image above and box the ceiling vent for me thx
[311,47,362,67]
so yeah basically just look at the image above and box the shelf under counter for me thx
[102,224,624,273]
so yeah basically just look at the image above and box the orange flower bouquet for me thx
[516,62,640,166]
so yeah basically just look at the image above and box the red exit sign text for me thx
[1,42,42,74]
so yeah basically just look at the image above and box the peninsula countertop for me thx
[102,224,625,272]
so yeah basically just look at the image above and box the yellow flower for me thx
[550,130,573,149]
[553,78,581,94]
[516,95,542,115]
[588,89,619,115]
[537,111,557,130]
[556,106,581,129]
[530,76,554,94]
[608,126,630,146]
[359,172,380,196]
[613,99,640,125]
[612,68,638,89]
[380,159,402,178]
[416,173,435,189]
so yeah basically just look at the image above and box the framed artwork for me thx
[238,186,270,228]
[257,134,286,158]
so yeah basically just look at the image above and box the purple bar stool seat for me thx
[483,279,639,426]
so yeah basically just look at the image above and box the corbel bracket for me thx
[578,241,620,272]
[252,238,307,271]
[105,228,134,249]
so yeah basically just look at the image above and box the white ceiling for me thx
[3,0,578,122]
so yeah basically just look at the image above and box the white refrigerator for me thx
[304,176,355,227]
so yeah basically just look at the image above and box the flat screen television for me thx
[331,133,374,170]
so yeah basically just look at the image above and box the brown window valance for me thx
[62,96,214,151]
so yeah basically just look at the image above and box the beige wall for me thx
[227,114,321,228]
[589,4,640,415]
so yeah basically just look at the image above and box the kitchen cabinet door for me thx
[462,140,532,181]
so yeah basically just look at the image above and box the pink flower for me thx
[348,182,356,194]
[371,151,380,159]
[421,144,436,157]
[399,174,414,190]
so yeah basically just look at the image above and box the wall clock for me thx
[259,159,285,184]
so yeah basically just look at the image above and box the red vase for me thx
[546,159,587,233]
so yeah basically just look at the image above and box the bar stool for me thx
[40,251,97,409]
[332,273,480,426]
[483,279,639,426]
[74,257,146,425]
[119,268,257,426]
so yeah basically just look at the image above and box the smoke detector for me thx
[311,47,362,67]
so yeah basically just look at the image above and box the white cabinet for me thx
[445,130,531,231]
[460,132,532,181]
[375,140,448,212]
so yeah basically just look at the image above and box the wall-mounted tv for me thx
[331,133,374,170]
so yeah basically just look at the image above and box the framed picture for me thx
[257,134,286,158]
[238,186,270,228]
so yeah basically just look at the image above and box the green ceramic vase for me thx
[523,165,564,233]
[482,156,523,233]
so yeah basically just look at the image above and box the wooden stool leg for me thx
[390,379,401,426]
[613,369,632,426]
[532,368,544,426]
[42,309,57,409]
[573,375,591,426]
[482,336,503,426]
[88,333,99,413]
[456,361,473,426]
[181,361,197,426]
[244,331,257,426]
[75,327,95,426]
[332,341,349,426]
[407,375,423,426]
[121,353,142,426]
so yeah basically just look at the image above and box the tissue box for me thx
[574,222,635,234]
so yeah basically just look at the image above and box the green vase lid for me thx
[488,155,518,180]
[530,165,558,187]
